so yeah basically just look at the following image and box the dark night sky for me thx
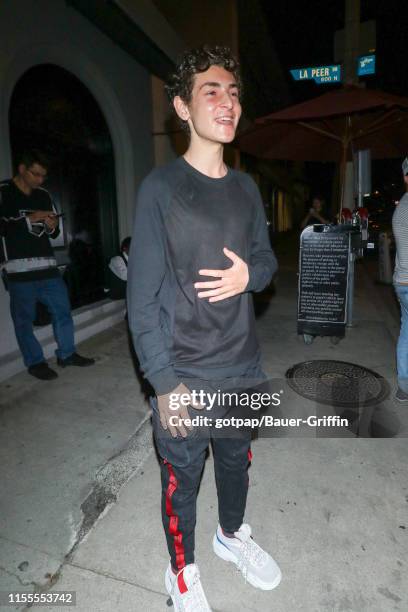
[260,0,408,205]
[261,0,408,101]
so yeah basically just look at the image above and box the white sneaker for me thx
[213,524,282,590]
[165,563,212,611]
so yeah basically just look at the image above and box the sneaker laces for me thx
[236,536,269,581]
[172,566,210,612]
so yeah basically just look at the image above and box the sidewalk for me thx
[1,244,408,611]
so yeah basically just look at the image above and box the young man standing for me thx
[128,47,280,610]
[0,150,94,380]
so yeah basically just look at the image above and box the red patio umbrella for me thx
[238,86,408,210]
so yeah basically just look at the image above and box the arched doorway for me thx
[9,64,119,308]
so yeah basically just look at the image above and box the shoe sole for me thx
[395,396,408,403]
[212,535,282,591]
[28,371,58,380]
[57,362,94,368]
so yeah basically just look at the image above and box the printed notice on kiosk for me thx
[298,230,349,324]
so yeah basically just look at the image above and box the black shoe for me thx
[57,352,95,368]
[28,362,58,380]
[395,388,408,403]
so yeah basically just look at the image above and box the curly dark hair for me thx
[165,45,242,132]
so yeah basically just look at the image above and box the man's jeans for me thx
[395,284,408,392]
[8,277,76,368]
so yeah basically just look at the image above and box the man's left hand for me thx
[194,247,249,303]
[44,214,58,230]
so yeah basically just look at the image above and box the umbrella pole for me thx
[338,134,355,327]
[339,139,348,221]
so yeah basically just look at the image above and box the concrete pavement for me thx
[0,324,153,607]
[1,242,408,611]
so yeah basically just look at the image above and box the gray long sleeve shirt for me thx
[393,192,408,284]
[127,157,278,395]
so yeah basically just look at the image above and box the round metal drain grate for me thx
[285,360,390,408]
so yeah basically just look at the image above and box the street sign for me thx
[357,54,376,76]
[290,64,341,84]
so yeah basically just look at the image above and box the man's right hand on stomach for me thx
[157,382,205,438]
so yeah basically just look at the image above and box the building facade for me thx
[0,0,184,380]
[0,0,297,381]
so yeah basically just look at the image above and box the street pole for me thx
[344,0,360,85]
[342,0,360,212]
[344,0,360,327]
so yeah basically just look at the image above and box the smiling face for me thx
[174,65,242,146]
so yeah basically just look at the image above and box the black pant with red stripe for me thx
[151,374,261,571]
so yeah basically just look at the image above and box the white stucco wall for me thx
[151,75,178,166]
[0,0,156,376]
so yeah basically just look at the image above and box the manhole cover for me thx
[285,360,389,407]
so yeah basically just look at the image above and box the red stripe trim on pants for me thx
[164,460,186,570]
